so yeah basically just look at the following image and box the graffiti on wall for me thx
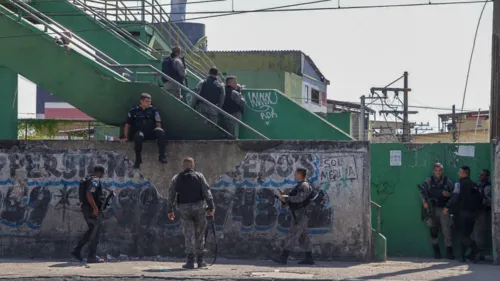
[246,91,279,125]
[212,152,362,234]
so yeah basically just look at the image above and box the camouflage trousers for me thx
[196,103,219,124]
[178,201,207,255]
[473,210,488,253]
[223,111,242,138]
[283,214,312,252]
[165,82,182,99]
[426,207,452,247]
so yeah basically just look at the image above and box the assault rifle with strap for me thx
[417,184,435,221]
[203,214,217,266]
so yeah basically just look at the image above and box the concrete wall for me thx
[492,141,500,264]
[0,140,370,261]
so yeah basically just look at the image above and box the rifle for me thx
[203,215,217,266]
[273,189,297,220]
[88,191,116,241]
[417,184,434,221]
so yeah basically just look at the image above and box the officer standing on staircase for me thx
[419,162,455,260]
[196,67,225,124]
[272,168,315,265]
[167,157,215,269]
[162,46,186,99]
[121,93,168,168]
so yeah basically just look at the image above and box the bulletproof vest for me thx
[80,175,104,209]
[427,176,450,207]
[222,86,243,114]
[287,181,313,211]
[200,77,222,105]
[458,177,482,212]
[133,106,156,131]
[164,56,184,84]
[175,169,204,204]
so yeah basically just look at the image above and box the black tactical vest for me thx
[200,77,222,105]
[175,169,204,204]
[428,176,450,207]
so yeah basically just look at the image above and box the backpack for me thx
[79,176,90,204]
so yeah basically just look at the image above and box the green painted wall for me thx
[323,112,352,135]
[284,72,303,104]
[225,69,285,92]
[0,67,18,140]
[239,89,353,140]
[207,51,302,74]
[371,143,492,257]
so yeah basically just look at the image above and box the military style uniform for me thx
[420,175,454,259]
[473,180,491,259]
[195,76,225,124]
[273,180,314,265]
[126,105,167,167]
[167,168,215,269]
[71,175,105,263]
[447,176,483,262]
[222,85,245,138]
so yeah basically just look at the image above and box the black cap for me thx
[93,165,105,174]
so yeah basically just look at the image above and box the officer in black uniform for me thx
[444,166,483,263]
[195,67,225,124]
[121,93,168,168]
[71,165,106,263]
[167,157,215,269]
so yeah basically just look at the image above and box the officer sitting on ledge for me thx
[121,93,168,168]
[273,168,315,265]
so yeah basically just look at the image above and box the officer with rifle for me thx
[418,162,455,260]
[272,168,315,266]
[71,165,114,263]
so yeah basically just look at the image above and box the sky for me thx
[18,0,493,132]
[186,0,493,131]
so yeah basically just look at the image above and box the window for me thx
[304,85,309,103]
[311,89,320,104]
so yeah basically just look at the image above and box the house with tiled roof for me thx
[206,50,330,113]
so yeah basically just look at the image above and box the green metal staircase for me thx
[0,1,267,140]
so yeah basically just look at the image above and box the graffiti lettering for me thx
[246,91,279,125]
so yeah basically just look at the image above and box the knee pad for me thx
[153,127,165,133]
[134,131,144,140]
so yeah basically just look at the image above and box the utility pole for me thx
[402,71,410,142]
[452,104,457,143]
[492,0,500,140]
[360,95,366,141]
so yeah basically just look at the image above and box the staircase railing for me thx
[70,0,205,82]
[3,0,268,140]
[76,0,223,81]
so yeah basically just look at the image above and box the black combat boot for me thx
[197,254,207,268]
[446,247,455,260]
[272,250,289,265]
[70,246,83,262]
[467,242,479,264]
[432,244,441,259]
[158,156,168,164]
[298,252,315,265]
[182,254,195,269]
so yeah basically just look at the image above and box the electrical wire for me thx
[179,0,493,22]
[457,0,489,140]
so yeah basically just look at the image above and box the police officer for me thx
[121,93,168,169]
[444,166,482,263]
[71,165,106,263]
[195,67,225,124]
[419,162,455,259]
[472,169,491,261]
[222,76,245,137]
[167,157,215,269]
[272,168,315,265]
[162,46,186,99]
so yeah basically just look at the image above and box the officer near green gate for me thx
[167,157,215,269]
[71,165,106,263]
[272,168,315,265]
[121,93,168,169]
[419,162,455,259]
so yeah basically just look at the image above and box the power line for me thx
[458,0,489,140]
[180,0,492,22]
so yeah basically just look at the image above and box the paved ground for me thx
[0,257,498,280]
